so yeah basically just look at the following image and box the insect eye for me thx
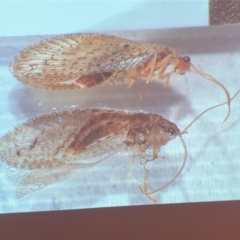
[183,56,190,62]
[168,128,175,136]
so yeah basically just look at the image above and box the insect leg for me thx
[126,69,137,88]
[156,54,175,87]
[143,54,158,84]
[138,165,157,203]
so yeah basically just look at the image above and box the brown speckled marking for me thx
[0,109,181,198]
[75,72,113,88]
[9,34,230,120]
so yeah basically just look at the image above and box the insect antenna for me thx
[190,63,231,122]
[143,88,240,197]
[182,88,240,133]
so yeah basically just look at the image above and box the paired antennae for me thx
[183,88,240,134]
[146,88,240,197]
[190,63,231,122]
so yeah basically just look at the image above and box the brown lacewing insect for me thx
[0,86,238,202]
[0,109,188,201]
[10,34,231,121]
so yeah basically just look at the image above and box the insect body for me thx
[1,86,238,201]
[10,34,231,120]
[0,109,185,200]
[10,34,189,90]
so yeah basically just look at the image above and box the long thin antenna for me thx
[190,63,231,122]
[183,88,240,133]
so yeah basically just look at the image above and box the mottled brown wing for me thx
[0,109,130,170]
[10,34,163,90]
[0,109,131,197]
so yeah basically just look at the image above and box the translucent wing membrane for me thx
[10,33,231,120]
[0,109,184,200]
[10,34,161,90]
[2,94,237,201]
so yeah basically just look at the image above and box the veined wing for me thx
[10,34,164,89]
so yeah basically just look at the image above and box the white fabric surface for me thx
[0,25,239,213]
